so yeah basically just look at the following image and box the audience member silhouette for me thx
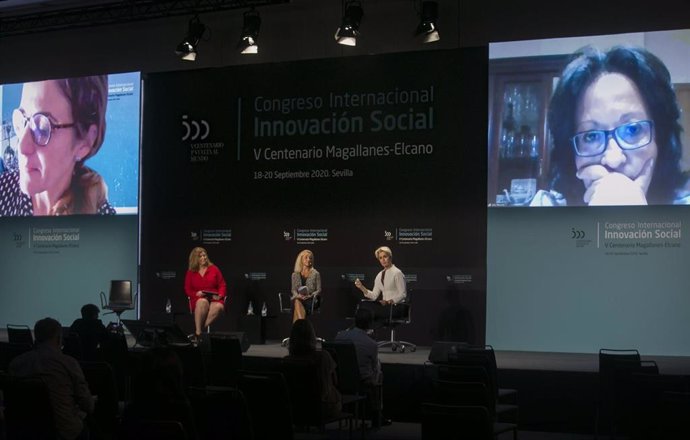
[122,345,199,440]
[9,317,94,440]
[336,307,390,427]
[285,319,342,419]
[70,303,109,361]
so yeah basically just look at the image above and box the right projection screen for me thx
[487,29,690,355]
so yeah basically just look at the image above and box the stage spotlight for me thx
[415,1,440,43]
[238,9,261,54]
[175,15,206,61]
[335,0,363,47]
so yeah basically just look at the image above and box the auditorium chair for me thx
[596,348,644,439]
[421,403,494,440]
[431,380,518,439]
[323,340,369,433]
[280,356,355,438]
[1,373,58,440]
[6,324,33,347]
[237,370,295,439]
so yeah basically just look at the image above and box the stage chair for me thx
[596,348,642,440]
[376,293,416,353]
[6,324,33,347]
[100,280,136,327]
[237,370,295,439]
[421,403,494,440]
[278,291,323,347]
[432,380,517,440]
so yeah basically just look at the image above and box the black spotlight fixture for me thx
[335,0,363,47]
[415,1,439,43]
[238,9,261,54]
[175,15,206,61]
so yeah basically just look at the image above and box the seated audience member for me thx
[335,308,389,427]
[123,345,199,440]
[285,319,342,419]
[9,317,95,440]
[69,303,109,360]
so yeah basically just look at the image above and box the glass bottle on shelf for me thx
[500,103,517,158]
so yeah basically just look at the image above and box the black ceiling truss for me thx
[0,0,288,38]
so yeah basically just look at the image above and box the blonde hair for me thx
[293,249,314,273]
[374,246,392,259]
[188,247,213,271]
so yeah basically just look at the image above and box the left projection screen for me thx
[0,72,140,327]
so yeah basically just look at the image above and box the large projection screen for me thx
[0,72,140,327]
[487,30,690,356]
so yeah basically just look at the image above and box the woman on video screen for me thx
[536,45,689,206]
[0,76,115,215]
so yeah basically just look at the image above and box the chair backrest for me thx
[237,370,294,440]
[170,344,207,389]
[280,357,324,426]
[62,329,84,361]
[188,386,254,440]
[2,374,57,440]
[421,403,493,440]
[322,340,362,395]
[110,280,133,304]
[106,280,134,314]
[433,380,494,417]
[0,341,32,371]
[80,360,119,435]
[437,364,490,386]
[447,347,499,398]
[122,419,188,440]
[599,348,641,395]
[6,324,33,347]
[98,331,131,400]
[209,335,243,386]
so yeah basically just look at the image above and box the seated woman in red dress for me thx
[184,246,227,342]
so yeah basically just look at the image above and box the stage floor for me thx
[247,340,690,375]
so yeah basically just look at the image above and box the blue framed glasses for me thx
[12,109,75,146]
[571,120,654,157]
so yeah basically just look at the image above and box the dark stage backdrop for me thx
[140,48,487,345]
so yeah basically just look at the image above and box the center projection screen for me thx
[487,29,690,356]
[0,71,140,328]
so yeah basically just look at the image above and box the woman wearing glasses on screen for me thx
[533,45,689,206]
[0,76,115,215]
